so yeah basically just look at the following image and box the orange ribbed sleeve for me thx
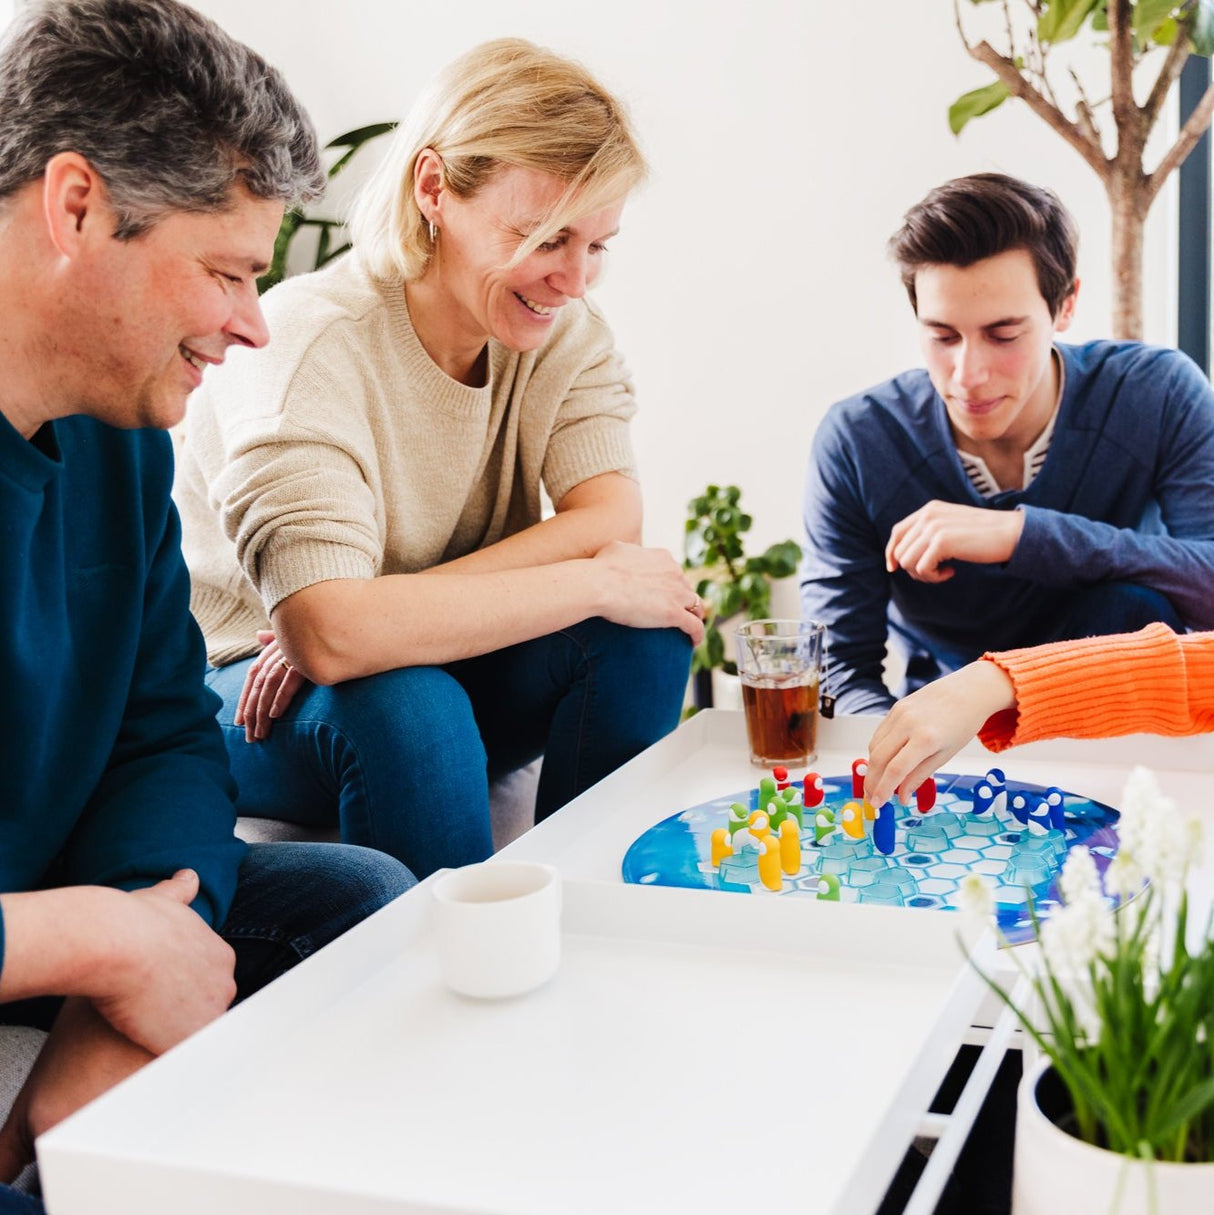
[977,623,1214,751]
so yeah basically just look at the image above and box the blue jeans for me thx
[1034,581,1183,645]
[899,581,1183,697]
[0,1188,40,1213]
[223,841,414,999]
[207,619,691,878]
[0,842,413,1212]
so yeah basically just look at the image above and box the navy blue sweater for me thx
[0,412,245,976]
[801,341,1214,714]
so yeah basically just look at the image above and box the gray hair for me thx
[0,0,325,237]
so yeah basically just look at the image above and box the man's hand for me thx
[864,660,1018,807]
[94,870,236,1055]
[0,998,152,1183]
[885,501,1025,583]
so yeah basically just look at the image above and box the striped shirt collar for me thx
[956,348,1065,498]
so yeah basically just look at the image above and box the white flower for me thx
[1118,766,1162,860]
[958,873,995,922]
[1185,814,1206,869]
[1144,796,1190,887]
[1103,850,1145,902]
[957,874,995,953]
[1059,846,1101,906]
[1041,891,1114,974]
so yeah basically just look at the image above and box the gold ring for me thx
[277,656,292,672]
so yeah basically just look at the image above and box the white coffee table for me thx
[37,712,1214,1215]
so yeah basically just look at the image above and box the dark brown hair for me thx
[888,173,1079,316]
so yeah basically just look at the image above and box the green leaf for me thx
[1039,0,1104,44]
[1092,2,1109,30]
[949,81,1012,136]
[316,239,350,270]
[759,539,802,579]
[1151,15,1180,44]
[716,583,744,619]
[1188,0,1214,56]
[1133,0,1178,41]
[326,122,398,179]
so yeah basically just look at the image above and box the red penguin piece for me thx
[915,778,937,815]
[851,758,868,799]
[803,772,825,808]
[772,765,790,790]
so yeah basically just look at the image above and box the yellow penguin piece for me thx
[841,800,867,840]
[778,818,801,875]
[747,810,771,840]
[758,836,782,891]
[710,827,733,867]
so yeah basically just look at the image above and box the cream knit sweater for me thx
[174,254,638,667]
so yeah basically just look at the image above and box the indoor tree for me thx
[950,0,1214,338]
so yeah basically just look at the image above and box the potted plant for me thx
[259,121,397,294]
[958,766,1214,1213]
[682,484,802,709]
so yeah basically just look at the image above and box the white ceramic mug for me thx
[431,861,562,999]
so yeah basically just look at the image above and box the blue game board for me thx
[621,771,1122,945]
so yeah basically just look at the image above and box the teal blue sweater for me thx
[0,412,245,978]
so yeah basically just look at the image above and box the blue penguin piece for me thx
[1009,792,1031,825]
[1044,787,1067,832]
[873,800,896,855]
[1026,797,1053,835]
[972,781,995,816]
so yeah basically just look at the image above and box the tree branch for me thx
[1144,79,1214,205]
[953,0,972,53]
[1068,66,1104,149]
[1108,0,1142,156]
[966,39,1111,179]
[1142,29,1191,134]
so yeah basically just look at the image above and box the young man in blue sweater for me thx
[0,4,413,1206]
[802,173,1214,715]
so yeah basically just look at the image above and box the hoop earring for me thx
[428,220,438,243]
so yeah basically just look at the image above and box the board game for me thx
[621,764,1122,944]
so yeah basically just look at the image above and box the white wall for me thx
[75,2,1197,557]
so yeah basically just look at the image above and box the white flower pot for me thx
[710,667,743,711]
[1013,1057,1214,1215]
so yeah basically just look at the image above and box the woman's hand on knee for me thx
[591,542,706,644]
[233,630,308,741]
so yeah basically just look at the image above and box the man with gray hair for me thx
[0,3,412,1207]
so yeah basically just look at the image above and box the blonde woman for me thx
[175,39,702,877]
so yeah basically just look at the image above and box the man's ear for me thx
[1053,278,1080,334]
[412,147,445,227]
[41,151,108,258]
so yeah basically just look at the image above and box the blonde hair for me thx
[349,38,647,282]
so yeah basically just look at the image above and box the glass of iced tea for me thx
[734,619,825,767]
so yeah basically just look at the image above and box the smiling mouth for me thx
[514,293,558,316]
[179,345,207,371]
